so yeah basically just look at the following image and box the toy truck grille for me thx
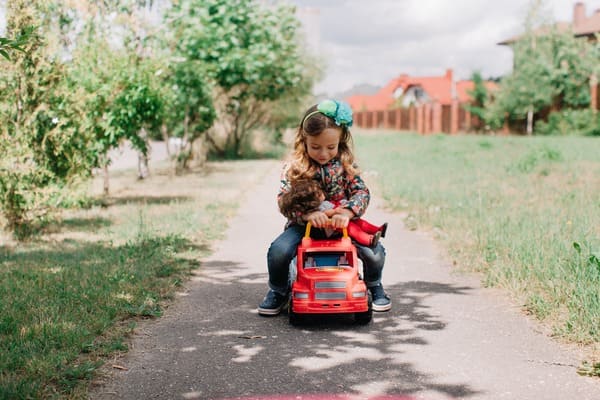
[314,292,347,300]
[315,281,346,288]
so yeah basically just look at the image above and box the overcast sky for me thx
[285,0,600,96]
[2,0,600,97]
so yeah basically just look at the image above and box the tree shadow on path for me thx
[134,259,484,400]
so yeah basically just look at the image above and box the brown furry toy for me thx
[278,179,325,220]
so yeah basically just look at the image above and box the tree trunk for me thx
[103,163,110,196]
[162,124,179,177]
[233,110,242,157]
[176,110,191,173]
[161,124,171,157]
[205,131,224,157]
[137,127,150,179]
[526,107,533,135]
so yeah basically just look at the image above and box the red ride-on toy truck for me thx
[288,222,373,325]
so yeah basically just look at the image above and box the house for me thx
[346,69,498,134]
[498,2,600,45]
[346,69,497,112]
[497,1,600,115]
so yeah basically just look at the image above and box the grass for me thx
[355,130,599,368]
[0,159,279,399]
[2,132,599,395]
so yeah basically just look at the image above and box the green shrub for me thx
[535,109,600,136]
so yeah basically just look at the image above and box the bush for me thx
[535,109,600,136]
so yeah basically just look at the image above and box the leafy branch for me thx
[0,25,36,60]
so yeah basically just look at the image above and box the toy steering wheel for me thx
[304,221,349,239]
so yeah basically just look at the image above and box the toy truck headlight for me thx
[352,291,367,298]
[294,291,309,299]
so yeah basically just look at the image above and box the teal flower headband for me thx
[304,99,353,128]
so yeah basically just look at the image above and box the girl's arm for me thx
[344,174,370,218]
[316,174,369,229]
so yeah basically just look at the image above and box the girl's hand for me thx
[323,208,337,218]
[305,211,329,228]
[330,213,350,229]
[330,208,354,229]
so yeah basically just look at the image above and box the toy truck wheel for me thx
[288,302,301,326]
[355,309,372,324]
[354,299,373,325]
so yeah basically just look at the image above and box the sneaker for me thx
[370,284,391,312]
[258,290,288,316]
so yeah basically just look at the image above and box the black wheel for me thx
[354,298,373,325]
[288,301,301,326]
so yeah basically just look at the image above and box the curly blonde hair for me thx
[286,104,358,182]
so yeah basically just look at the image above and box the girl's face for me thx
[305,128,341,165]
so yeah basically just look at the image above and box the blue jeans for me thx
[266,224,386,295]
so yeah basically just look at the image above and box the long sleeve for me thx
[344,173,370,218]
[277,159,371,225]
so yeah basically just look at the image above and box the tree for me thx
[0,0,97,237]
[65,0,168,191]
[485,0,599,134]
[463,71,490,131]
[0,0,170,236]
[107,60,165,178]
[160,59,216,172]
[166,0,315,157]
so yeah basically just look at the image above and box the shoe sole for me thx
[372,302,392,312]
[257,305,284,316]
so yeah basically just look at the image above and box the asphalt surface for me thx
[90,160,599,400]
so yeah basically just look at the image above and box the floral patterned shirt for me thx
[278,158,370,225]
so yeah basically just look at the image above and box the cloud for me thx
[288,0,600,95]
[3,0,598,97]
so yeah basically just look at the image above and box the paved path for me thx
[91,161,599,400]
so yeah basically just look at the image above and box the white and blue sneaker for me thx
[370,284,391,312]
[258,290,288,316]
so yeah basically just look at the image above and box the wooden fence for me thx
[353,100,490,134]
[354,82,599,134]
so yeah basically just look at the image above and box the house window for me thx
[402,86,429,107]
[414,87,428,102]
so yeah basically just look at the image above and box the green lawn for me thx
[1,132,599,398]
[356,130,599,354]
[0,159,279,399]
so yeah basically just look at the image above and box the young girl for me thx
[258,99,391,315]
[278,178,388,248]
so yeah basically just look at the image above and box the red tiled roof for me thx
[456,81,498,103]
[346,69,497,112]
[346,76,405,111]
[408,74,453,104]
